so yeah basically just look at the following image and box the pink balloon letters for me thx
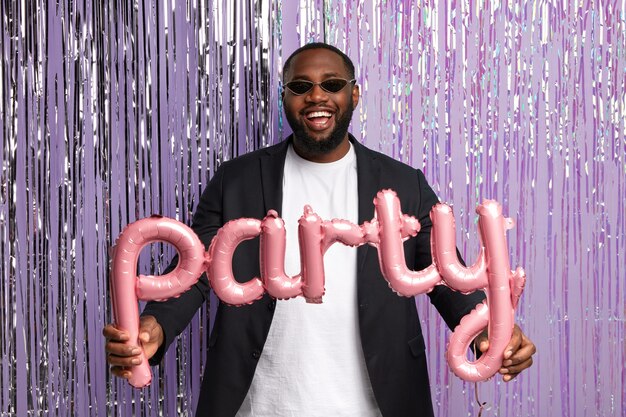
[110,190,525,387]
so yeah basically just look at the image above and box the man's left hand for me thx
[474,325,536,382]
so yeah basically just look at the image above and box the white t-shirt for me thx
[236,143,381,416]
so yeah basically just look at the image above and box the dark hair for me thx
[282,42,356,82]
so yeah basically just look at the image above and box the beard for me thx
[285,100,355,156]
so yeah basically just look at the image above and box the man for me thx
[104,43,536,416]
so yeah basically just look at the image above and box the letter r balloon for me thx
[110,189,526,386]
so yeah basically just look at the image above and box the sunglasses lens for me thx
[320,79,348,92]
[286,81,314,95]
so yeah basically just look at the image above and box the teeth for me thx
[307,111,332,118]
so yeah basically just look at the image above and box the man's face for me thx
[282,48,359,160]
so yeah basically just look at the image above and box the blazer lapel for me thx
[352,137,382,272]
[259,137,291,216]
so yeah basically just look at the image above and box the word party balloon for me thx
[109,216,207,387]
[110,190,525,385]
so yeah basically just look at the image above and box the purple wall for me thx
[1,0,624,416]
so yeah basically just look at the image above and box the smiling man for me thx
[104,43,536,417]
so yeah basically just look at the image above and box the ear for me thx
[351,83,360,109]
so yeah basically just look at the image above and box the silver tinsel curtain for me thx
[1,1,625,416]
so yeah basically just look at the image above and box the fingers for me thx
[503,325,523,359]
[102,323,129,342]
[103,315,164,382]
[499,331,537,382]
[138,315,161,343]
[105,332,144,371]
[138,315,164,359]
[499,356,533,381]
[473,329,489,353]
[103,323,139,354]
[103,322,144,378]
[503,334,536,367]
[478,339,489,353]
[106,343,143,365]
[110,366,133,379]
[471,324,536,382]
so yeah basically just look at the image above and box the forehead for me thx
[285,48,349,80]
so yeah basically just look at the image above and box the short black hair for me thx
[282,42,356,82]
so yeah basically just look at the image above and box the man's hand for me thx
[474,324,536,382]
[103,315,164,381]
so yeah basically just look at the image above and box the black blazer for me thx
[144,136,485,417]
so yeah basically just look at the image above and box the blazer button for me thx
[268,300,276,311]
[252,350,261,359]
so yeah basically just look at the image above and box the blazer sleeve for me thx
[413,169,486,330]
[142,165,226,364]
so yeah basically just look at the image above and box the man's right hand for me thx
[103,315,164,381]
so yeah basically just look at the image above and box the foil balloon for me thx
[260,210,303,300]
[440,201,526,382]
[370,192,525,381]
[372,190,443,295]
[111,189,526,385]
[207,216,266,305]
[110,216,207,388]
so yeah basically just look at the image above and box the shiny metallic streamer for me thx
[1,0,625,416]
[2,0,278,415]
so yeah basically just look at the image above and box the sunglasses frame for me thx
[283,78,357,96]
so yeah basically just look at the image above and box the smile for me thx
[304,110,334,130]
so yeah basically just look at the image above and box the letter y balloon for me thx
[109,190,525,386]
[428,200,527,382]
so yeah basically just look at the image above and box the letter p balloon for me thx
[109,216,207,388]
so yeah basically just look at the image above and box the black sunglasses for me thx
[283,78,356,95]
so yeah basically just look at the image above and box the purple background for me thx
[1,0,625,416]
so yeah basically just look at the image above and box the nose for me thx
[304,83,329,103]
